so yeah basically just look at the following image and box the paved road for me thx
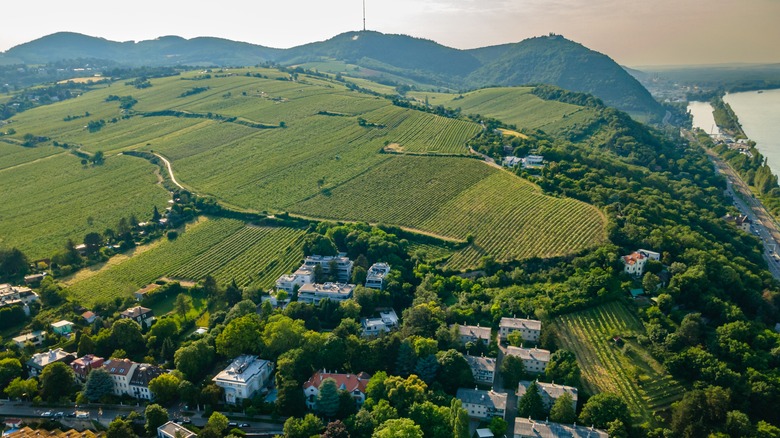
[686,129,780,279]
[494,346,516,438]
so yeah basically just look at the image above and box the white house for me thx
[723,214,752,233]
[297,282,355,305]
[503,156,523,168]
[455,324,492,345]
[464,355,496,385]
[361,309,399,337]
[517,380,578,411]
[213,355,274,404]
[12,331,46,349]
[120,306,155,328]
[514,418,608,438]
[621,249,660,276]
[505,346,550,374]
[275,265,314,293]
[523,155,544,169]
[0,284,39,309]
[456,388,508,420]
[303,254,354,282]
[157,421,197,438]
[498,317,541,342]
[365,263,391,290]
[303,370,371,410]
[27,349,74,377]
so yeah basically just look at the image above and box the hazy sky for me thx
[2,0,779,66]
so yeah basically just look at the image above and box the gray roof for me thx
[158,421,197,438]
[506,346,551,363]
[500,317,542,331]
[465,355,497,372]
[456,388,507,411]
[456,324,492,340]
[514,418,608,438]
[518,381,577,402]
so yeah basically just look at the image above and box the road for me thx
[686,129,780,279]
[153,152,185,190]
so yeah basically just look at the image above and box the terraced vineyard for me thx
[553,301,686,424]
[65,218,305,305]
[292,156,605,268]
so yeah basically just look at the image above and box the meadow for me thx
[64,218,305,306]
[553,301,686,424]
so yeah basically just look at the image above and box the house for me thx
[4,427,103,438]
[276,265,314,293]
[365,263,391,290]
[157,421,197,438]
[464,354,496,385]
[27,349,75,377]
[621,249,660,276]
[361,309,399,337]
[303,370,371,409]
[514,418,609,438]
[498,317,541,342]
[12,331,46,349]
[120,306,155,328]
[129,363,164,400]
[302,254,354,282]
[23,273,46,286]
[723,214,752,233]
[523,155,544,169]
[0,284,40,307]
[505,346,551,374]
[456,388,508,420]
[75,244,88,256]
[297,282,355,305]
[455,324,492,345]
[51,320,74,336]
[476,429,494,438]
[71,354,104,381]
[213,355,274,404]
[133,284,160,301]
[503,156,523,168]
[517,380,577,411]
[82,311,97,324]
[103,358,137,397]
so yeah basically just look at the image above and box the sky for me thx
[2,0,780,66]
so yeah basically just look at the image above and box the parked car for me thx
[40,412,53,417]
[239,423,250,428]
[54,412,64,418]
[228,422,237,427]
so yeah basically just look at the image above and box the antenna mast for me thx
[363,0,366,31]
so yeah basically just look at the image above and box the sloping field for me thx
[64,218,305,305]
[0,142,64,170]
[291,156,605,268]
[553,301,686,425]
[0,153,169,259]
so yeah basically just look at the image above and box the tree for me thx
[725,410,753,438]
[507,331,524,347]
[500,355,526,389]
[323,420,350,438]
[149,373,181,405]
[0,247,29,281]
[317,378,341,418]
[384,375,427,412]
[78,334,96,357]
[517,381,546,419]
[414,355,439,384]
[225,279,243,307]
[642,272,661,292]
[488,417,507,437]
[106,418,136,438]
[40,361,75,401]
[262,314,306,359]
[579,393,631,430]
[152,206,162,222]
[83,232,103,256]
[283,413,324,438]
[0,358,22,390]
[302,234,338,256]
[149,318,178,346]
[451,399,470,438]
[215,314,262,358]
[85,368,114,402]
[178,380,199,407]
[549,393,576,424]
[145,404,169,435]
[436,350,474,394]
[545,350,580,387]
[207,411,229,434]
[110,319,145,358]
[4,377,37,400]
[372,418,423,438]
[174,293,193,319]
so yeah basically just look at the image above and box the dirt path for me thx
[153,152,185,189]
[468,147,503,170]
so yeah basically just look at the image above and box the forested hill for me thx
[1,31,661,117]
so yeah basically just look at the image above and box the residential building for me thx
[27,349,75,377]
[0,284,39,307]
[361,309,399,337]
[464,354,496,385]
[275,265,314,293]
[157,422,196,438]
[158,421,197,438]
[103,358,137,397]
[129,363,164,400]
[213,355,274,404]
[12,331,46,349]
[505,346,550,374]
[622,249,660,276]
[455,324,492,345]
[71,354,105,381]
[514,418,609,438]
[503,156,522,168]
[134,284,160,301]
[302,254,354,282]
[82,311,97,324]
[517,380,578,411]
[23,273,46,286]
[51,320,74,336]
[297,282,355,305]
[523,155,544,169]
[120,306,155,328]
[499,317,541,342]
[365,263,391,290]
[303,370,371,410]
[456,388,508,420]
[723,214,752,233]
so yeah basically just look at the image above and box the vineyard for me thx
[291,156,605,269]
[553,301,686,424]
[65,218,305,306]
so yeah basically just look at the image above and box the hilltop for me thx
[0,31,663,117]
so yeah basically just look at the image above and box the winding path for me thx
[153,152,185,190]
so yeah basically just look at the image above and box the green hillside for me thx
[2,67,606,269]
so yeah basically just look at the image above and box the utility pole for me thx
[363,0,366,31]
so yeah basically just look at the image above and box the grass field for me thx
[291,156,605,269]
[64,218,305,306]
[553,301,686,424]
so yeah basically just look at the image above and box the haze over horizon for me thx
[3,0,779,67]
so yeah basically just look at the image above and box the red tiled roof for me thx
[622,252,645,265]
[303,370,371,393]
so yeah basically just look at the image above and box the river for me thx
[687,101,721,135]
[724,89,780,177]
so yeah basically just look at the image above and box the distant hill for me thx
[1,31,662,116]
